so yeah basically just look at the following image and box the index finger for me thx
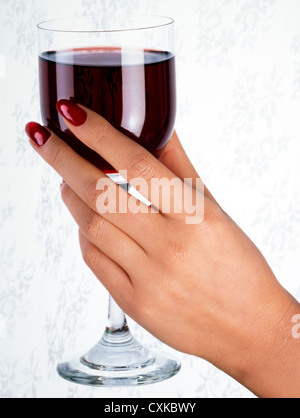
[56,100,182,213]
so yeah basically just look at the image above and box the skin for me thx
[26,106,300,398]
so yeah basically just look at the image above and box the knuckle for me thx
[130,153,157,182]
[48,144,64,169]
[95,188,110,212]
[93,121,111,148]
[196,200,225,233]
[82,243,98,268]
[84,179,101,208]
[85,211,107,241]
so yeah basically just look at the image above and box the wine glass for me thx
[37,15,180,386]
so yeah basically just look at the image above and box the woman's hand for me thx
[26,100,300,398]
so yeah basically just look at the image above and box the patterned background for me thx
[1,0,300,398]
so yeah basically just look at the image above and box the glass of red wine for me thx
[37,15,180,386]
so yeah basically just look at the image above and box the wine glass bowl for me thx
[38,15,176,174]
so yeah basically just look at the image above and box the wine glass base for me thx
[57,304,181,387]
[57,354,181,387]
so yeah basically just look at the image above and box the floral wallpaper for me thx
[1,0,300,398]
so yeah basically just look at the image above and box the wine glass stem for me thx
[104,295,131,343]
[102,177,132,345]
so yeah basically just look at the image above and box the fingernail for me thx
[56,100,87,127]
[25,122,51,147]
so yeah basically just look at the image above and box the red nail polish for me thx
[56,100,87,127]
[25,122,51,147]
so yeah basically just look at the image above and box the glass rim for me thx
[37,14,175,34]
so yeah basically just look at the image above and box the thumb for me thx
[159,131,199,181]
[159,131,217,203]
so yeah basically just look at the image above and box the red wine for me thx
[39,47,176,173]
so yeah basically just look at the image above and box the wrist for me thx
[232,287,300,398]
